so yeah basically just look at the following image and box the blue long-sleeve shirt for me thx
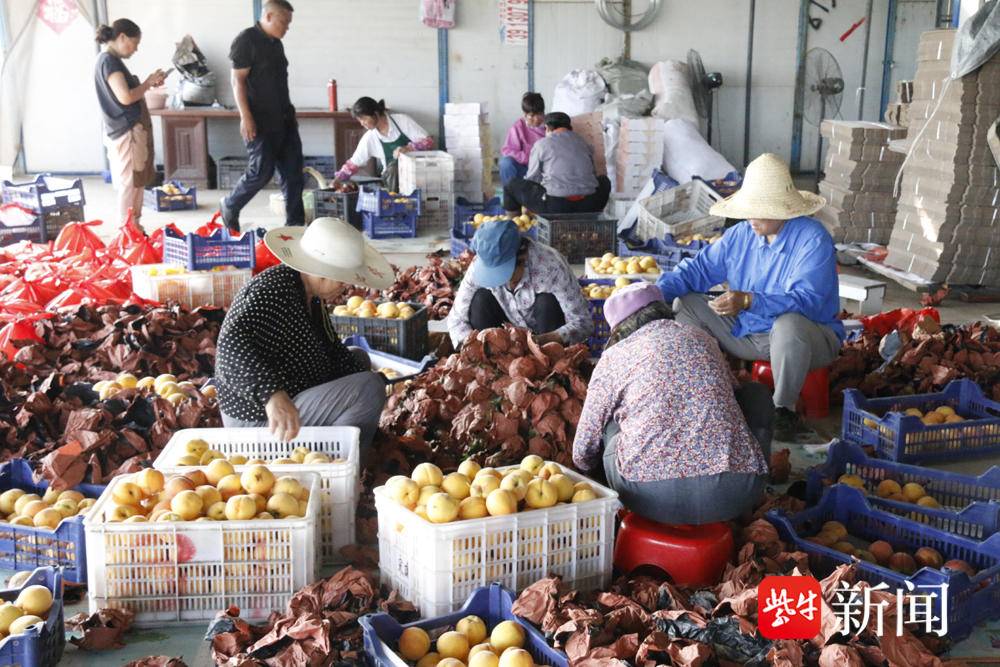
[657,217,845,342]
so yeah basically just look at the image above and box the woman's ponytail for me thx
[95,24,114,44]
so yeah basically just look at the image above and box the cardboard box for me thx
[897,80,914,104]
[828,140,902,162]
[444,113,489,130]
[817,205,897,227]
[916,29,956,63]
[884,103,910,128]
[445,102,488,115]
[820,120,907,143]
[819,182,898,213]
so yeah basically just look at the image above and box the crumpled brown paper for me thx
[208,567,418,666]
[66,608,135,650]
[123,657,188,667]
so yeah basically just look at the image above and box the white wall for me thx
[21,1,938,176]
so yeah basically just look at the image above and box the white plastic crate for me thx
[400,151,455,197]
[634,180,725,242]
[83,471,320,626]
[584,259,660,282]
[130,264,250,310]
[374,467,620,617]
[152,427,359,565]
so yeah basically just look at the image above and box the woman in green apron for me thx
[332,97,434,191]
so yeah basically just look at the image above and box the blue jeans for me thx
[499,156,527,186]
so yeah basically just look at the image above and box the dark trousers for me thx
[503,175,611,215]
[224,116,305,226]
[601,382,774,525]
[469,289,566,334]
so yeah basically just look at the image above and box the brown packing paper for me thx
[123,658,188,667]
[66,608,135,651]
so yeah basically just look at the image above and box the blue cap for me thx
[470,219,521,288]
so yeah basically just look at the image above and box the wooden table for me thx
[149,108,365,189]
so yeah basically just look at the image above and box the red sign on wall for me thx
[37,0,79,35]
[499,0,529,46]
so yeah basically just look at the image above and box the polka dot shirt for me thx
[215,264,367,421]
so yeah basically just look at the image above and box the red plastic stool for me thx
[613,512,733,587]
[751,361,830,419]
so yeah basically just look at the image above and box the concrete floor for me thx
[23,177,1000,661]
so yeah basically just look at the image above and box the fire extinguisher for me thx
[327,80,338,112]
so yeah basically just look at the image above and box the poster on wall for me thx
[499,0,528,45]
[37,0,80,34]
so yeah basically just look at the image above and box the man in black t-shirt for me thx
[221,0,304,231]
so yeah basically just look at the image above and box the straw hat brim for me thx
[709,189,827,220]
[264,226,395,291]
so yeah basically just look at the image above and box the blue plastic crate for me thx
[0,567,65,667]
[343,334,435,384]
[579,278,618,358]
[767,484,1000,642]
[450,220,537,259]
[617,228,711,271]
[806,440,1000,540]
[842,379,1000,463]
[360,583,568,667]
[162,225,256,272]
[144,181,197,212]
[357,187,422,217]
[0,460,105,584]
[456,196,504,237]
[362,211,418,240]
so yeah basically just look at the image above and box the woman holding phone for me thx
[94,18,167,226]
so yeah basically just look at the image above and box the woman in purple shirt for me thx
[572,283,772,525]
[499,93,546,185]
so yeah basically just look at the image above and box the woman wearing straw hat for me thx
[573,282,771,524]
[214,217,394,447]
[657,153,844,441]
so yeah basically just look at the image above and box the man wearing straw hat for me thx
[214,217,394,447]
[657,154,844,441]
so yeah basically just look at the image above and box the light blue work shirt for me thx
[657,216,845,342]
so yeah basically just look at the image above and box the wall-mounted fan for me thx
[803,47,844,190]
[595,0,662,31]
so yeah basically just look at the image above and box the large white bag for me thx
[648,60,698,124]
[552,70,607,116]
[662,118,736,183]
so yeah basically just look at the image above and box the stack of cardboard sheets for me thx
[816,121,907,245]
[884,29,1000,286]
